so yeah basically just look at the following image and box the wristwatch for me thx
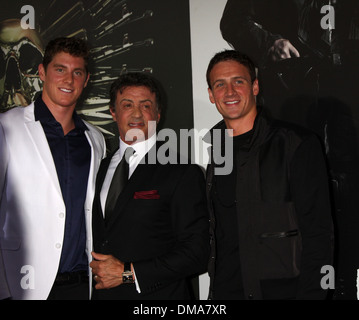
[122,262,134,284]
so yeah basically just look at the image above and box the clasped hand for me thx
[90,252,125,289]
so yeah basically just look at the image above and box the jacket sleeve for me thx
[220,0,283,67]
[0,121,11,300]
[290,134,334,299]
[132,164,210,294]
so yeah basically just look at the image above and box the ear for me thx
[38,64,46,81]
[109,106,117,121]
[252,79,259,96]
[83,72,90,88]
[208,87,215,104]
[156,112,161,124]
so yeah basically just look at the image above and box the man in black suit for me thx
[90,72,209,300]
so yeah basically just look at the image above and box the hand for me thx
[268,39,300,61]
[90,252,124,289]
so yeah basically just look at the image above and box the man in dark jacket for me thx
[220,0,359,300]
[205,49,333,300]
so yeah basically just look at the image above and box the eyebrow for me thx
[53,64,85,72]
[119,98,154,104]
[212,76,249,85]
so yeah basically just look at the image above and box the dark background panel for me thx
[0,0,194,153]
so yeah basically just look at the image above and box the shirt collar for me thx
[118,132,157,160]
[34,94,88,132]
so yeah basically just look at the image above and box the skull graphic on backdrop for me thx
[0,19,44,112]
[0,0,193,154]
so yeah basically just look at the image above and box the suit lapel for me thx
[93,153,114,222]
[105,161,152,230]
[23,103,62,198]
[84,127,103,205]
[105,143,160,230]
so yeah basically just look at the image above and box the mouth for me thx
[129,122,145,128]
[224,100,240,106]
[59,88,74,93]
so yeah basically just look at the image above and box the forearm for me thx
[220,0,282,66]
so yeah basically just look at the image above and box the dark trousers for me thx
[47,271,89,300]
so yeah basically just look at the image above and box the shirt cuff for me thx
[133,265,141,293]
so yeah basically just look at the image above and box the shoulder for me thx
[83,119,102,136]
[150,144,205,178]
[82,119,106,157]
[83,119,105,143]
[0,106,26,122]
[203,120,226,144]
[158,163,206,191]
[268,117,318,144]
[0,105,31,133]
[266,119,324,161]
[256,111,323,158]
[175,162,205,177]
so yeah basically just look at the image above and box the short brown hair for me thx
[206,50,257,89]
[42,37,90,73]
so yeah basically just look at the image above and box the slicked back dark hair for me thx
[206,49,257,89]
[42,37,90,73]
[109,72,162,113]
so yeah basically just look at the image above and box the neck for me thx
[42,96,76,135]
[225,109,257,136]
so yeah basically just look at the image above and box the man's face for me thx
[110,85,160,144]
[38,51,89,111]
[208,60,259,128]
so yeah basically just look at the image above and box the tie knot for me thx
[124,147,135,163]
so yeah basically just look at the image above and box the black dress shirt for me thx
[34,96,91,274]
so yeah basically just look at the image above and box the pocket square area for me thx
[134,190,160,199]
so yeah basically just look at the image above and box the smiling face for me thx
[38,51,89,112]
[208,60,259,135]
[110,85,160,144]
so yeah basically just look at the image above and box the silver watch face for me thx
[122,272,134,284]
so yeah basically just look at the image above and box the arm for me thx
[0,121,11,299]
[220,0,300,66]
[91,165,210,292]
[90,252,127,289]
[290,134,334,299]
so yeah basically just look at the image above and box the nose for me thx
[132,105,143,118]
[64,72,74,84]
[225,83,235,96]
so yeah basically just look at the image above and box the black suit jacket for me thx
[92,143,210,300]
